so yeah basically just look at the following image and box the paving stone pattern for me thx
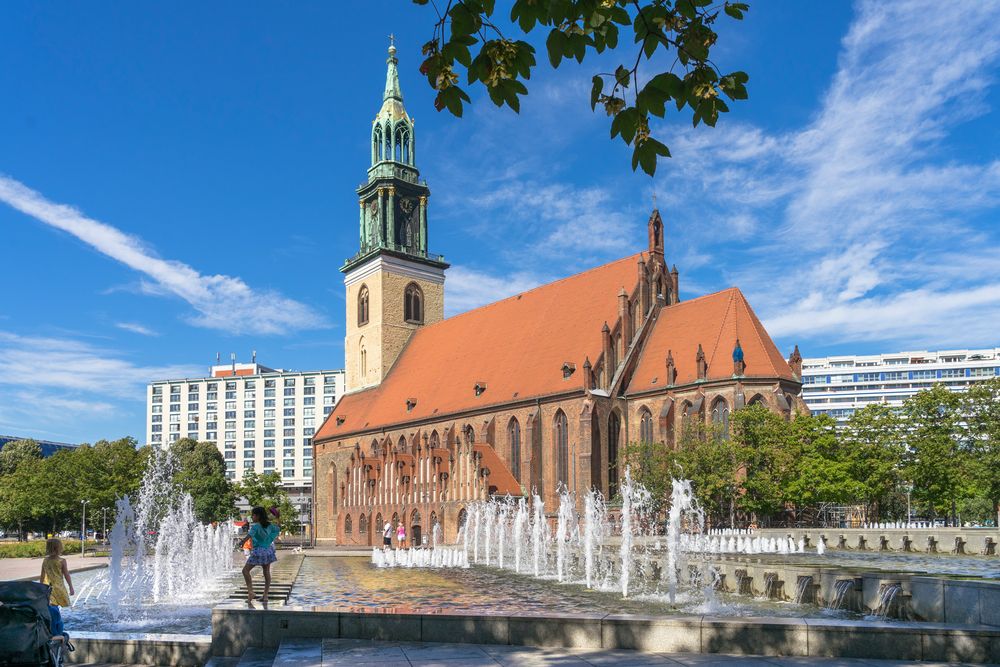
[204,638,998,667]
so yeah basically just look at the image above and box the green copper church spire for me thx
[342,37,447,274]
[383,35,403,103]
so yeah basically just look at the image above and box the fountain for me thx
[72,448,236,633]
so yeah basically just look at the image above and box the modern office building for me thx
[146,359,345,530]
[0,435,77,457]
[802,347,1000,424]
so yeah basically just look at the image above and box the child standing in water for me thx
[242,506,279,609]
[39,538,74,645]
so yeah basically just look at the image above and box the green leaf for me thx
[590,75,604,111]
[546,29,567,68]
[647,72,685,100]
[614,64,630,88]
[610,106,640,143]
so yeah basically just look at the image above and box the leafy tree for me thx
[620,437,674,514]
[842,404,905,522]
[730,404,794,525]
[0,439,41,476]
[170,438,237,523]
[667,420,741,526]
[962,378,1000,526]
[415,0,750,174]
[785,413,861,520]
[234,471,297,533]
[903,385,966,525]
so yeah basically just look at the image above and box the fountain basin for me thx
[209,605,1000,663]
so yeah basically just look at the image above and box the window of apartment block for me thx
[170,385,181,394]
[264,429,275,437]
[225,430,236,439]
[225,391,236,399]
[304,386,315,395]
[941,369,964,378]
[264,460,275,469]
[244,400,255,409]
[152,386,163,395]
[225,400,236,409]
[152,405,162,414]
[151,434,162,443]
[284,408,295,417]
[284,388,295,396]
[151,425,162,433]
[324,406,333,415]
[225,461,235,470]
[304,469,312,479]
[303,429,314,437]
[284,398,295,407]
[225,440,236,449]
[283,418,295,427]
[264,439,275,447]
[188,402,198,411]
[187,422,198,431]
[283,469,294,478]
[225,451,235,459]
[303,418,315,427]
[283,428,295,437]
[226,382,236,390]
[264,448,275,458]
[304,397,315,406]
[206,432,217,441]
[169,424,180,432]
[264,388,275,398]
[169,414,180,423]
[971,367,998,377]
[243,461,255,469]
[284,378,296,387]
[244,420,255,429]
[245,410,256,418]
[283,448,295,457]
[151,415,162,423]
[152,395,162,404]
[206,422,218,430]
[264,399,275,407]
[264,409,275,418]
[245,380,256,389]
[265,379,275,388]
[283,439,294,448]
[169,404,180,413]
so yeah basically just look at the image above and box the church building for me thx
[312,43,806,546]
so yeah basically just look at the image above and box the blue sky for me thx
[1,1,999,444]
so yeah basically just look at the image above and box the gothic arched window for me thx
[554,410,569,486]
[359,513,368,535]
[639,407,653,443]
[404,283,424,324]
[508,418,521,482]
[359,337,367,377]
[344,514,353,536]
[358,285,369,326]
[711,397,730,433]
[373,126,383,162]
[608,411,621,499]
[464,425,475,445]
[430,431,439,448]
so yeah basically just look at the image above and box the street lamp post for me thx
[80,500,90,558]
[102,507,110,545]
[905,483,913,528]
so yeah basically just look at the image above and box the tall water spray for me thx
[78,448,235,615]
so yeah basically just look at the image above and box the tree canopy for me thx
[414,0,750,175]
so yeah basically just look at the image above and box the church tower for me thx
[342,40,448,393]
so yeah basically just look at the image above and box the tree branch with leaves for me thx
[415,0,749,175]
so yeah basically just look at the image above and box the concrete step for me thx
[274,638,322,667]
[235,646,277,667]
[203,656,241,667]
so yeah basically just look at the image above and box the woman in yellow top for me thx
[39,538,74,644]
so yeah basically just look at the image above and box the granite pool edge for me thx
[66,630,210,666]
[212,607,1000,663]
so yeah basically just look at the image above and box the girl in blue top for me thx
[242,506,279,608]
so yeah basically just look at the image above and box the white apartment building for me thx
[146,360,344,529]
[802,347,1000,425]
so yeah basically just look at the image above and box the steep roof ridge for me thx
[705,289,737,374]
[429,252,644,328]
[735,287,793,376]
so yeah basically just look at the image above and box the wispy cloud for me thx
[115,322,158,336]
[0,176,330,335]
[0,331,201,398]
[656,0,1000,349]
[445,265,551,316]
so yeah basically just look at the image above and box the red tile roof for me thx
[317,254,643,441]
[628,287,794,393]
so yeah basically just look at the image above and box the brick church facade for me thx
[312,43,806,546]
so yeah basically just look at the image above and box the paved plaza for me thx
[0,552,108,581]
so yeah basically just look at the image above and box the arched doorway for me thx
[411,509,422,547]
[608,411,621,499]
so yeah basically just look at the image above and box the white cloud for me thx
[444,265,550,317]
[0,331,201,399]
[0,176,330,335]
[115,322,158,336]
[656,0,1000,349]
